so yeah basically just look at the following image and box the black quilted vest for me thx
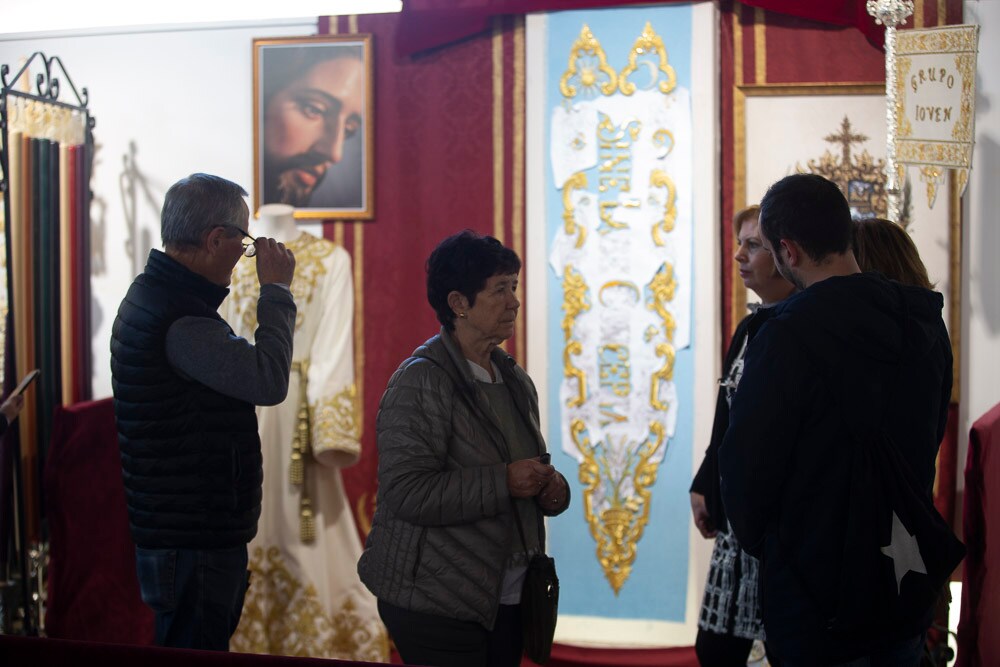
[110,250,261,549]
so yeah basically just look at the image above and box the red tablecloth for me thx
[43,397,154,644]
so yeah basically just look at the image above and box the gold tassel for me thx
[297,407,311,457]
[289,435,304,486]
[300,496,316,543]
[290,360,315,543]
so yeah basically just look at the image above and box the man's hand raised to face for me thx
[254,237,296,287]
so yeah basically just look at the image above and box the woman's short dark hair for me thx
[426,230,522,331]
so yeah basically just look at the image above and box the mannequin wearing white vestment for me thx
[226,204,387,660]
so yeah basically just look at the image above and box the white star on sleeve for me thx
[880,510,928,594]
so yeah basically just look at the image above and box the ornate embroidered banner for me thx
[544,5,693,622]
[895,24,979,197]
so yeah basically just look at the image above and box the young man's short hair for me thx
[758,174,852,262]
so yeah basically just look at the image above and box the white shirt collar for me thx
[466,358,503,384]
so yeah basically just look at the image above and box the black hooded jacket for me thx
[719,272,952,663]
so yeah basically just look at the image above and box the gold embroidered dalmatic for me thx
[223,233,387,661]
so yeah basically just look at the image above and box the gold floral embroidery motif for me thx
[561,266,590,408]
[231,546,388,660]
[560,24,618,98]
[312,384,361,457]
[571,420,665,594]
[618,22,676,96]
[229,233,337,333]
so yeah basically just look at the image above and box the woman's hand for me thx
[538,472,568,511]
[690,491,717,538]
[507,458,555,498]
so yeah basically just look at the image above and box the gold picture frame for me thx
[253,34,374,220]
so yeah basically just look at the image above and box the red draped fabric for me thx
[43,398,153,644]
[396,0,668,55]
[956,401,1000,667]
[738,0,885,46]
[394,0,913,56]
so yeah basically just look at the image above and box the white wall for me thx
[0,20,318,398]
[961,0,1000,491]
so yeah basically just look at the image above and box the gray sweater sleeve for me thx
[165,284,296,406]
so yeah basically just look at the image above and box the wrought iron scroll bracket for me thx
[1,51,90,109]
[0,51,96,196]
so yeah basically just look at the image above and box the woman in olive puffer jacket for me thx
[358,230,570,667]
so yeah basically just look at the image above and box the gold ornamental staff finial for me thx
[867,0,914,223]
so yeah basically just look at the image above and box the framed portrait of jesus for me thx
[253,34,374,220]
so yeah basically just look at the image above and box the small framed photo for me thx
[253,34,374,220]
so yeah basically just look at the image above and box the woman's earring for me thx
[458,312,467,319]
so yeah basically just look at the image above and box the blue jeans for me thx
[785,633,926,667]
[134,546,250,650]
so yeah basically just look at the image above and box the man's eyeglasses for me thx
[220,224,258,257]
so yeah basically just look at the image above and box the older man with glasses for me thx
[110,172,297,651]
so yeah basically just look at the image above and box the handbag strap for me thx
[422,355,512,462]
[423,353,543,560]
[511,497,533,561]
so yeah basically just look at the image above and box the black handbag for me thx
[520,553,559,664]
[512,501,558,665]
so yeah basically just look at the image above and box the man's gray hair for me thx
[161,173,248,248]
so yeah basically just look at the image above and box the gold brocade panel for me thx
[232,546,388,660]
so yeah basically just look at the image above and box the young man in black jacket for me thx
[719,174,952,666]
